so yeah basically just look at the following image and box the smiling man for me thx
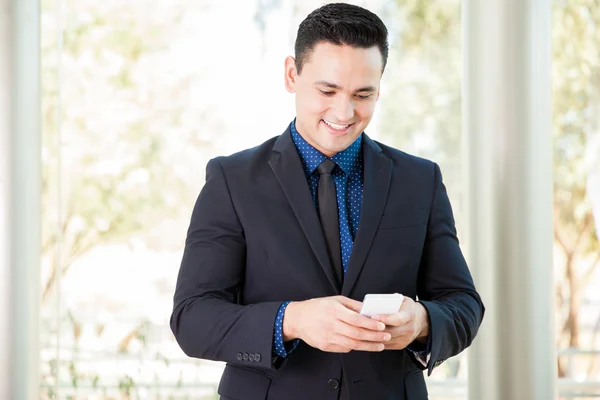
[170,3,484,400]
[288,41,382,156]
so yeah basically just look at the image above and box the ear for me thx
[284,56,297,93]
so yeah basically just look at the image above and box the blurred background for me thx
[0,0,599,399]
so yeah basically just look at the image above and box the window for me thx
[552,1,600,397]
[40,0,466,398]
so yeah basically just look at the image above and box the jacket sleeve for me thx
[410,163,485,376]
[170,158,282,369]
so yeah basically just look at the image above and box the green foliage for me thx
[553,0,600,252]
[551,3,600,377]
[118,375,135,396]
[394,0,458,49]
[41,0,189,302]
[41,1,196,396]
[379,0,461,164]
[378,0,463,225]
[68,361,79,388]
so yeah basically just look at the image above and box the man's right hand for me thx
[282,296,391,353]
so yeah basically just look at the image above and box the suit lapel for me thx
[269,128,341,293]
[342,135,392,297]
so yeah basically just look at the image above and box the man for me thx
[170,3,484,400]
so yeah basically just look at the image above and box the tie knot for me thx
[317,159,337,175]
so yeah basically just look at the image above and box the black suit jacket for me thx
[170,127,484,400]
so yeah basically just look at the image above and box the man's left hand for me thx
[372,296,429,350]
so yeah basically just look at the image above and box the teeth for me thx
[324,120,350,130]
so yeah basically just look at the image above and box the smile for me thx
[323,120,353,131]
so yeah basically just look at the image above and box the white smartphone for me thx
[359,293,404,317]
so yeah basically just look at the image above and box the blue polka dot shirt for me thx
[273,119,363,358]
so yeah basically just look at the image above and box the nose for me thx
[332,96,355,122]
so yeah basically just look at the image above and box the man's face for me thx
[284,42,383,157]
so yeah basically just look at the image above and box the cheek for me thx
[296,89,329,117]
[355,101,376,119]
[311,98,331,117]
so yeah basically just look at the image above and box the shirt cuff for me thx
[273,301,300,358]
[406,336,432,368]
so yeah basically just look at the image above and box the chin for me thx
[324,141,352,156]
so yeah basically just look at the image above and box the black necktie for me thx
[317,159,343,286]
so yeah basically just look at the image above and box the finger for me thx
[354,341,386,352]
[336,296,363,313]
[384,341,408,350]
[337,307,386,331]
[336,336,385,352]
[399,295,414,309]
[383,329,413,349]
[326,344,352,353]
[374,311,411,327]
[384,324,413,338]
[337,321,392,342]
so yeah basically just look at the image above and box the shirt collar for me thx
[290,119,363,177]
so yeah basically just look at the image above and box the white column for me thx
[464,1,556,400]
[0,0,41,398]
[0,1,12,397]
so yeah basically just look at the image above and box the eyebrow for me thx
[314,81,377,93]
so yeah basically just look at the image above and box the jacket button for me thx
[236,353,243,361]
[255,353,261,362]
[243,353,249,361]
[249,354,255,362]
[328,379,339,390]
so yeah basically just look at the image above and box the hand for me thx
[372,295,429,350]
[283,296,391,353]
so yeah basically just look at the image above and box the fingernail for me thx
[383,334,391,341]
[378,344,385,351]
[378,322,385,330]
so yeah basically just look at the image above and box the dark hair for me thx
[294,3,389,74]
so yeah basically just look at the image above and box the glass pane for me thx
[41,0,465,398]
[41,0,224,397]
[40,0,61,395]
[552,1,600,398]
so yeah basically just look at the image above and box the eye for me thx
[356,94,372,100]
[319,90,335,96]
